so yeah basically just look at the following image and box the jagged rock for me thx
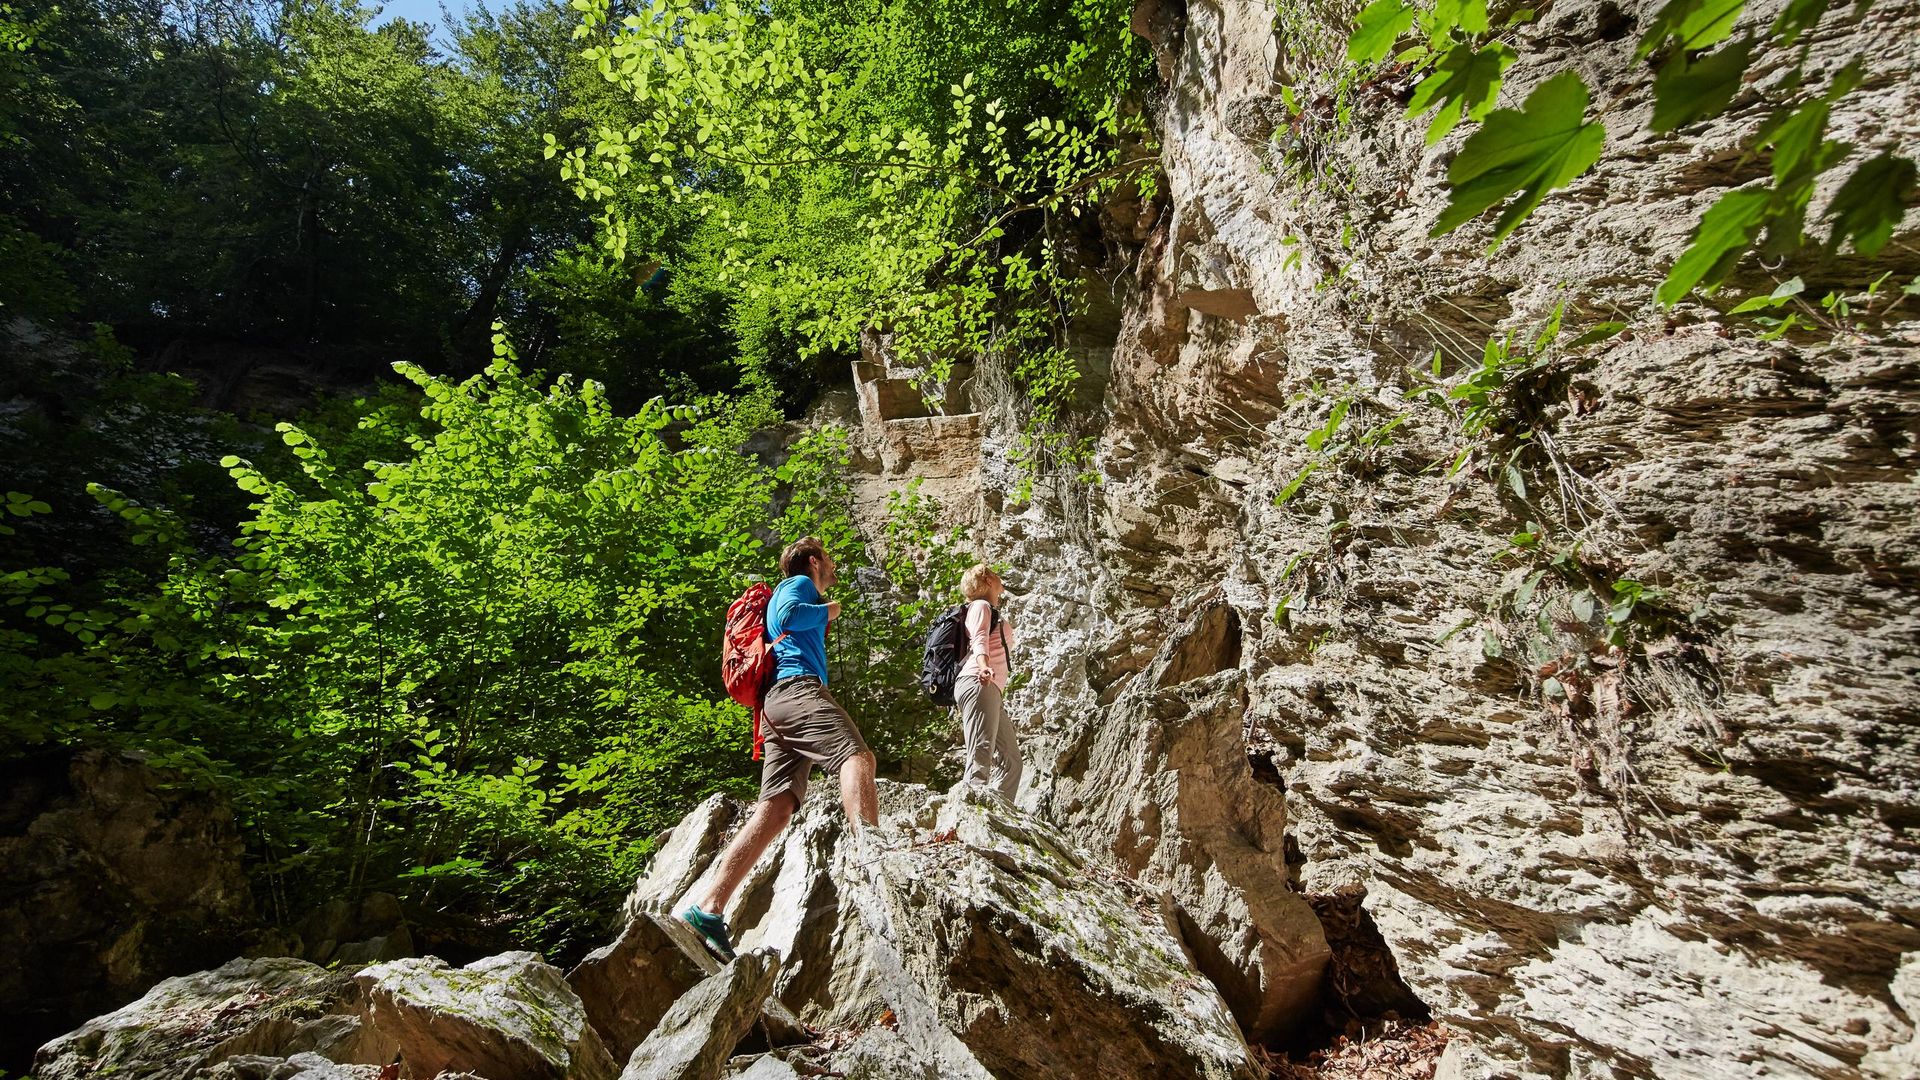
[703,781,1258,1080]
[203,1052,386,1080]
[909,0,1920,1075]
[355,952,615,1080]
[3,748,258,1069]
[713,790,994,1080]
[620,950,780,1080]
[32,956,388,1080]
[329,927,414,968]
[597,859,812,1056]
[831,1026,985,1080]
[726,1055,798,1080]
[1041,598,1331,1041]
[622,794,742,920]
[894,787,1257,1079]
[566,911,715,1061]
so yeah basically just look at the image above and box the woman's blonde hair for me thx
[960,563,999,602]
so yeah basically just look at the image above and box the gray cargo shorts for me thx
[759,676,871,809]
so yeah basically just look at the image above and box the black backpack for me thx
[921,602,1008,707]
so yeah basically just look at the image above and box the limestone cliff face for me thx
[848,0,1920,1076]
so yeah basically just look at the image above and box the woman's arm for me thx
[965,600,992,675]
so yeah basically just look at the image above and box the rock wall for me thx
[1,749,257,1072]
[850,0,1920,1076]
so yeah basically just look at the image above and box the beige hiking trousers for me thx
[955,673,1021,800]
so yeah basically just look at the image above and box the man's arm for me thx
[772,588,833,632]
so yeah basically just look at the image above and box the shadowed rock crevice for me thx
[1293,888,1432,1051]
[3,749,259,1072]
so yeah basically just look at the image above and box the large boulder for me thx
[1038,599,1332,1041]
[574,900,811,1059]
[297,892,413,967]
[355,951,616,1080]
[884,787,1258,1079]
[32,956,387,1080]
[619,950,781,1080]
[2,749,258,1071]
[690,781,1259,1080]
[566,910,724,1062]
[621,794,742,920]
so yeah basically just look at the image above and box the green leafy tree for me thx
[557,0,1154,481]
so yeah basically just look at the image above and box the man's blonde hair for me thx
[960,563,999,602]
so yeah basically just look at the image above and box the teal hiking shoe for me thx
[679,904,736,962]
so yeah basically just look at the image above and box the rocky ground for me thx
[32,783,1369,1080]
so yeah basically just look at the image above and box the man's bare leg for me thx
[841,750,878,828]
[696,794,795,915]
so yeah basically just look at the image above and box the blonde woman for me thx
[955,563,1020,800]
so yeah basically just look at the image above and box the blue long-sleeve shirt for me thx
[767,575,831,683]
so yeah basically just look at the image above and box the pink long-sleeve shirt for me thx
[963,600,1013,690]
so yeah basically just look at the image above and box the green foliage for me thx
[1648,36,1754,133]
[1636,0,1749,58]
[1431,73,1606,245]
[1340,0,1911,298]
[1272,388,1411,511]
[1657,190,1774,306]
[4,320,975,949]
[1405,40,1516,144]
[1724,270,1917,340]
[0,0,723,382]
[1823,153,1918,256]
[557,0,1152,488]
[1348,0,1418,65]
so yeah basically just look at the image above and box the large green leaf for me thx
[1348,0,1416,65]
[1432,0,1491,35]
[1636,0,1748,60]
[1824,153,1918,255]
[1657,187,1771,305]
[1407,41,1518,143]
[1759,98,1842,185]
[1649,36,1754,132]
[1431,72,1606,244]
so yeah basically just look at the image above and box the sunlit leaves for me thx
[1657,188,1771,305]
[1406,41,1517,143]
[1432,0,1491,35]
[1653,57,1910,305]
[1636,0,1748,60]
[1431,72,1606,244]
[1348,0,1416,65]
[1728,276,1804,312]
[1771,0,1836,44]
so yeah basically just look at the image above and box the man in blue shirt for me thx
[681,536,878,959]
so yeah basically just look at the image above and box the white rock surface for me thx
[355,951,616,1080]
[637,780,1260,1079]
[32,957,388,1080]
[620,950,781,1080]
[843,0,1920,1075]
